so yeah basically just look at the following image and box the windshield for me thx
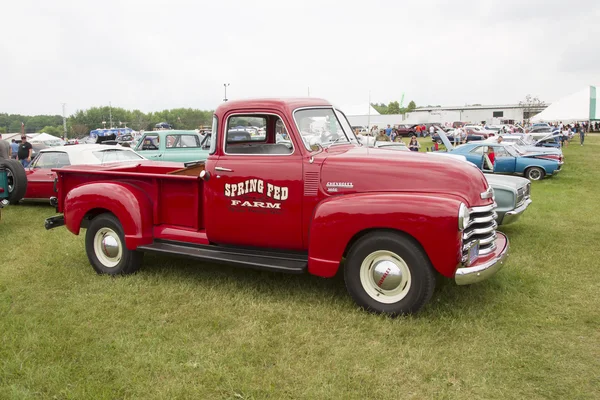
[91,149,144,163]
[293,108,358,151]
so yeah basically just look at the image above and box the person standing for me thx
[0,134,10,159]
[415,124,422,137]
[429,125,435,137]
[384,124,393,137]
[580,124,586,146]
[10,139,19,159]
[18,135,33,167]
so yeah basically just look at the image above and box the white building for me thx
[404,104,548,125]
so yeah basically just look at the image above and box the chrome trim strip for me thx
[469,202,497,214]
[462,220,498,240]
[222,112,296,157]
[467,211,498,227]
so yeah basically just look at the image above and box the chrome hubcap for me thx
[93,227,122,268]
[6,169,14,193]
[530,170,541,180]
[360,250,412,304]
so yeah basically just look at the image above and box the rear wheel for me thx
[85,213,143,275]
[0,159,27,204]
[344,231,436,316]
[525,167,545,181]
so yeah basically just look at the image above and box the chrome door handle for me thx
[215,166,233,172]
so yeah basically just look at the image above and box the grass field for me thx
[1,136,599,399]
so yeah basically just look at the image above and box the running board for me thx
[138,240,307,274]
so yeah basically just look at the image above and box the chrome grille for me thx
[516,183,531,207]
[462,202,498,262]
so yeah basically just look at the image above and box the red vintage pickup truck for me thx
[45,98,509,315]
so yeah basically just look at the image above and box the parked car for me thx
[46,97,509,317]
[436,130,563,180]
[483,174,532,225]
[394,124,418,137]
[134,130,210,162]
[22,144,146,201]
[449,142,563,180]
[485,134,563,158]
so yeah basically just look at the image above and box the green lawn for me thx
[1,136,599,399]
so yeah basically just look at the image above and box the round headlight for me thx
[458,203,470,231]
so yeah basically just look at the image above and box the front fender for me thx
[307,193,464,278]
[64,182,154,249]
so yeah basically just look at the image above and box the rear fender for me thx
[308,193,464,278]
[64,182,153,249]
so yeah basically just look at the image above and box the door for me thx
[466,145,485,169]
[135,133,162,160]
[25,152,70,198]
[164,133,207,162]
[204,113,304,250]
[492,146,516,173]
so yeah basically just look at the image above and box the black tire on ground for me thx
[0,159,27,204]
[344,231,436,316]
[525,167,545,181]
[85,213,143,275]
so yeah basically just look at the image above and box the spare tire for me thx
[0,159,27,204]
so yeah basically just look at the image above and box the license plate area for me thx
[467,241,480,266]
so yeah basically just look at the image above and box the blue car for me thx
[448,142,563,181]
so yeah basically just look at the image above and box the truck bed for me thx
[55,161,207,232]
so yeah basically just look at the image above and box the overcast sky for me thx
[1,0,599,115]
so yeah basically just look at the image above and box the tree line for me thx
[0,106,214,138]
[370,100,418,115]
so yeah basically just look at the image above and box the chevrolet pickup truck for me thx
[45,98,509,316]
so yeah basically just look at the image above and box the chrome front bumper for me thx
[502,198,532,225]
[455,232,509,285]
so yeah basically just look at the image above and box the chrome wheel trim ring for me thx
[359,250,412,304]
[6,169,14,193]
[93,227,123,268]
[529,169,541,180]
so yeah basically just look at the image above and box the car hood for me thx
[319,146,491,206]
[484,173,529,190]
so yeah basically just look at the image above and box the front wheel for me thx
[85,213,143,275]
[525,167,545,181]
[344,232,436,316]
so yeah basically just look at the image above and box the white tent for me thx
[30,132,65,146]
[531,85,600,122]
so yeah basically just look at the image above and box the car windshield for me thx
[91,149,144,163]
[293,108,359,151]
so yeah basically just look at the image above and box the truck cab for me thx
[46,98,509,316]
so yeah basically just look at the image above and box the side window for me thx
[54,152,71,168]
[494,147,509,157]
[179,135,200,148]
[32,152,71,168]
[140,135,159,150]
[224,115,293,155]
[31,153,50,168]
[469,146,484,154]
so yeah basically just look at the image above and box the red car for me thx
[46,98,509,316]
[23,144,145,201]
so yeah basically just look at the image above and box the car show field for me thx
[0,135,598,399]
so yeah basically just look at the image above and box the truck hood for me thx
[319,146,491,206]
